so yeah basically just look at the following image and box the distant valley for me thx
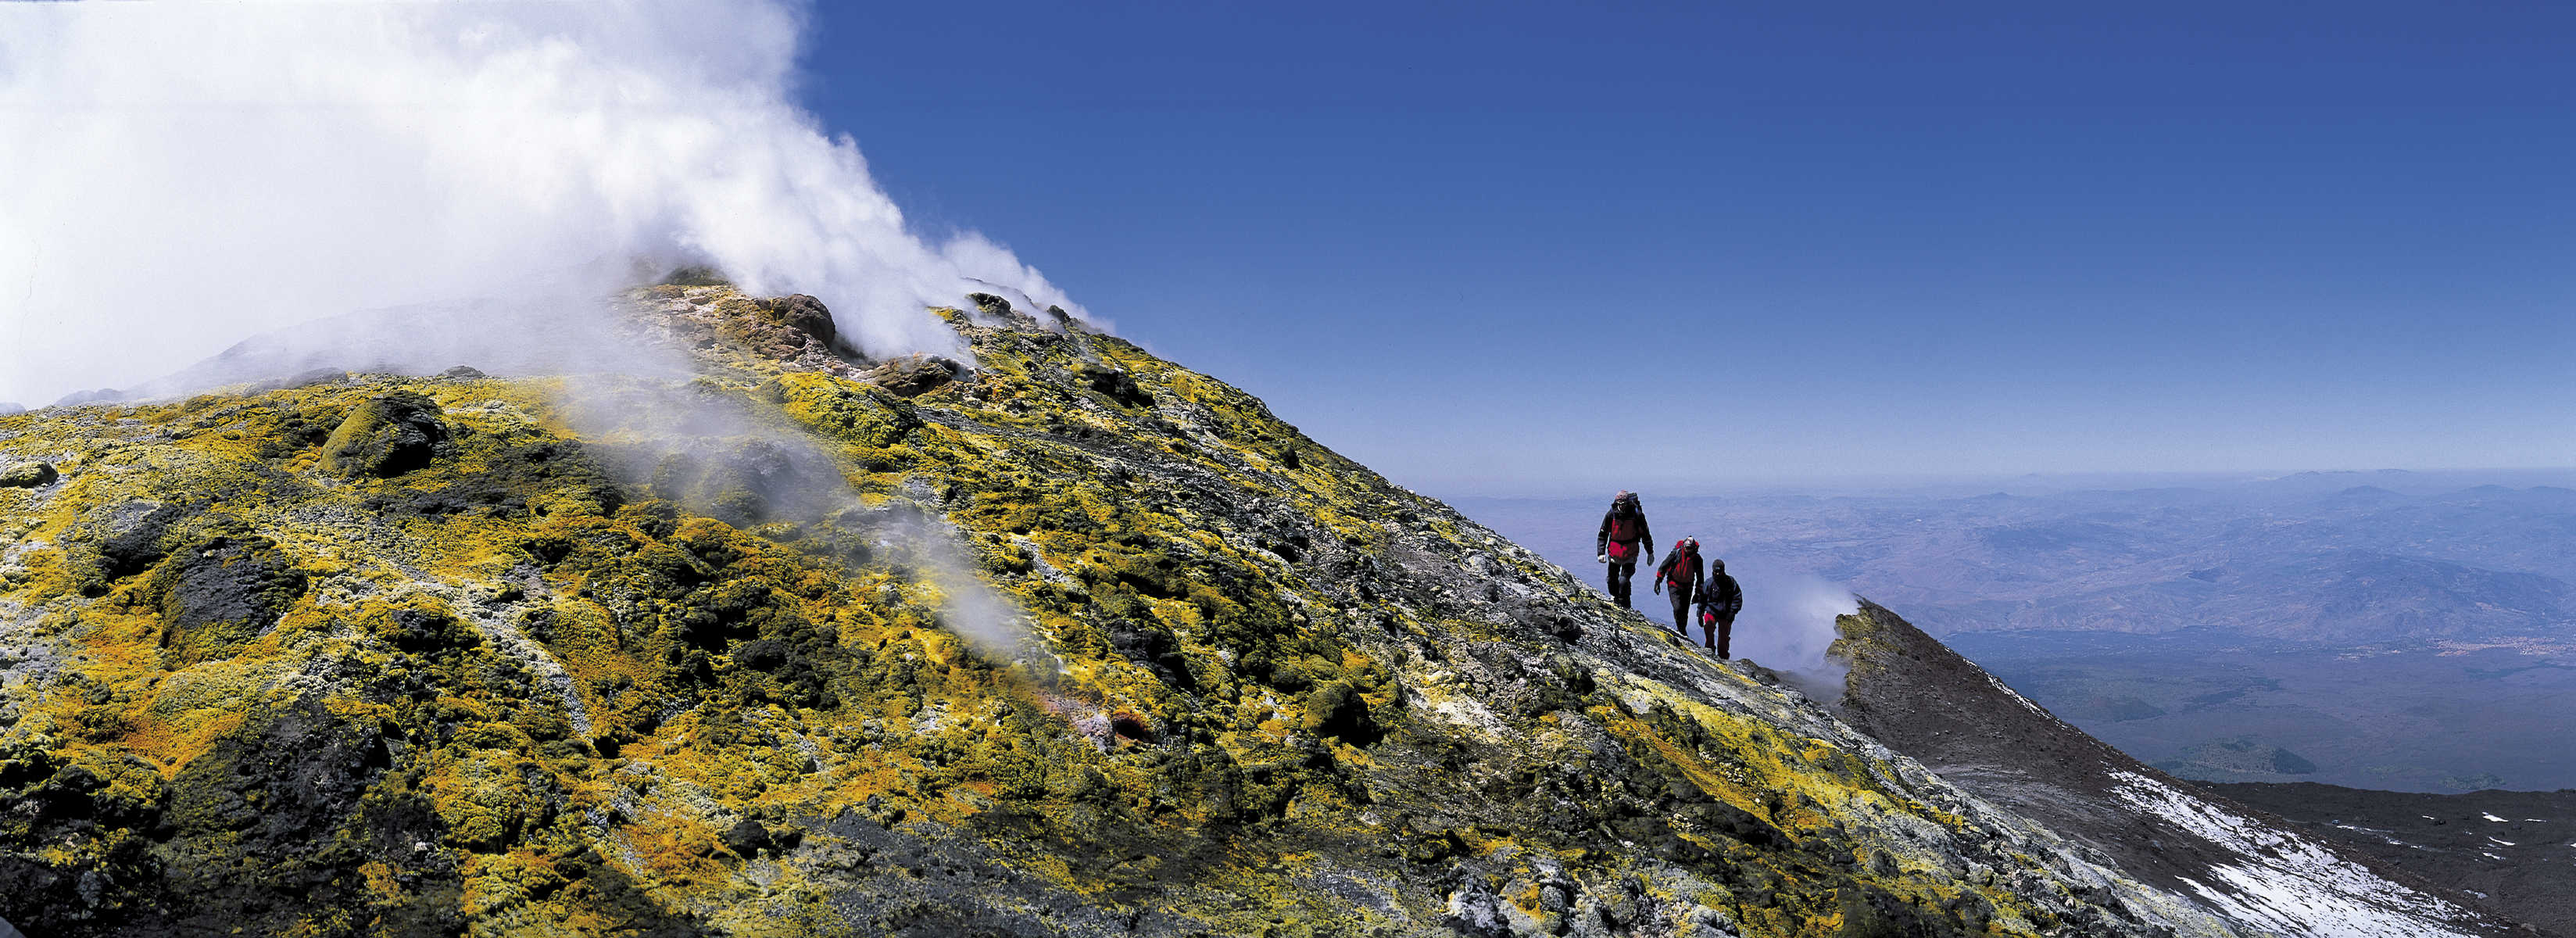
[1454,469,2576,792]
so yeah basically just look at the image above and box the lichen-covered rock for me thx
[142,536,306,664]
[857,353,968,396]
[0,463,53,489]
[0,284,2485,936]
[755,293,837,348]
[318,390,449,478]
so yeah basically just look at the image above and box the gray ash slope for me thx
[1829,600,2546,937]
[2206,783,2576,938]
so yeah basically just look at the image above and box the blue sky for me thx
[795,2,2573,494]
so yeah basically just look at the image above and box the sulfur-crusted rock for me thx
[857,353,968,396]
[755,293,837,348]
[0,283,2526,937]
[144,537,306,664]
[0,463,54,489]
[318,390,449,478]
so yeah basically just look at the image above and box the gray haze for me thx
[1455,467,2576,791]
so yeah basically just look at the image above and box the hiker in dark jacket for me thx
[1651,537,1705,634]
[1594,491,1653,608]
[1695,558,1744,657]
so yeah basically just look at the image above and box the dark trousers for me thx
[1701,612,1735,657]
[1606,558,1637,607]
[1666,588,1692,632]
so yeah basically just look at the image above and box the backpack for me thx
[1665,539,1698,586]
[1606,493,1642,542]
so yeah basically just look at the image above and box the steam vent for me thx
[0,287,2531,936]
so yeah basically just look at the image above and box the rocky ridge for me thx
[1830,602,2536,937]
[0,283,2496,936]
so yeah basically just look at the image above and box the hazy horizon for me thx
[1422,464,2576,502]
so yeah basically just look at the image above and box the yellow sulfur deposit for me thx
[0,285,2239,936]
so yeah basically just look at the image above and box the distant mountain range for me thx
[1455,472,2576,644]
[1455,473,2576,793]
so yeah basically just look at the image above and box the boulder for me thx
[0,462,56,488]
[320,391,449,478]
[440,365,488,379]
[147,537,308,664]
[857,354,968,397]
[721,818,773,857]
[756,294,836,347]
[1076,362,1152,407]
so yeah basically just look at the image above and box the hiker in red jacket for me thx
[1594,491,1653,608]
[1651,537,1705,635]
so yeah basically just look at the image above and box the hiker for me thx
[1651,537,1705,635]
[1594,491,1653,608]
[1695,558,1744,657]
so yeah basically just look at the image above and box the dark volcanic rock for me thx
[66,500,195,590]
[5,283,2473,936]
[0,463,55,489]
[320,391,449,478]
[756,293,837,347]
[2207,782,2576,937]
[857,353,968,397]
[1077,361,1152,407]
[720,818,771,857]
[1831,601,2535,936]
[144,537,307,664]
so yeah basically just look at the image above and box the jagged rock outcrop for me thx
[318,391,450,478]
[856,353,969,396]
[2209,782,2576,936]
[1830,601,2534,937]
[0,463,54,489]
[0,285,2532,936]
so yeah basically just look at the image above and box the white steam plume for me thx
[0,0,1086,406]
[1711,558,1856,694]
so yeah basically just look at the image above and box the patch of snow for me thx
[1984,672,2052,718]
[2109,771,2480,938]
[2481,852,2503,861]
[2481,812,2508,822]
[2488,836,2516,847]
